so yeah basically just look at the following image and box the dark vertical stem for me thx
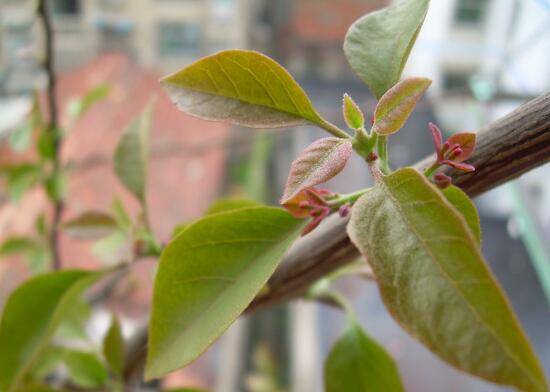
[38,0,63,270]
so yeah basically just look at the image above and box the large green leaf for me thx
[344,0,429,99]
[161,50,330,130]
[0,270,104,392]
[146,207,305,379]
[205,198,259,216]
[114,105,151,203]
[324,321,404,392]
[347,168,547,391]
[442,185,481,244]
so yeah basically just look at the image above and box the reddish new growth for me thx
[282,187,335,235]
[429,122,476,173]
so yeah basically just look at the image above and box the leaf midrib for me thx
[378,173,541,390]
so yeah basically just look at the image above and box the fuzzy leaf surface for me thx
[373,77,431,135]
[161,50,327,129]
[344,0,429,98]
[146,207,305,379]
[281,138,352,203]
[348,168,547,392]
[342,94,364,129]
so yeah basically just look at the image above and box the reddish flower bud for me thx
[432,172,452,189]
[339,204,351,217]
[367,152,379,162]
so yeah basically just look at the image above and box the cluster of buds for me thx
[282,187,339,235]
[428,122,476,188]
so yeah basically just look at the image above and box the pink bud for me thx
[432,172,452,189]
[339,204,351,217]
[367,152,378,162]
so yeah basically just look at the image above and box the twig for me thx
[122,92,550,382]
[38,0,64,270]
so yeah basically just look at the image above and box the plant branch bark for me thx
[38,0,64,270]
[123,92,550,382]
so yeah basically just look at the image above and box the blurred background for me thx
[0,0,549,391]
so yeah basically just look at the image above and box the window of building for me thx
[442,70,473,92]
[454,0,488,27]
[51,0,81,16]
[157,22,201,57]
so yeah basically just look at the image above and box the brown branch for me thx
[38,0,64,270]
[249,91,550,312]
[122,92,550,382]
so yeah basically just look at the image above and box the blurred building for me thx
[0,0,252,95]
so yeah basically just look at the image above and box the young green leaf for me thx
[0,237,41,258]
[161,50,340,134]
[342,94,364,129]
[146,207,305,379]
[325,321,404,392]
[442,185,481,244]
[344,0,429,99]
[103,317,125,377]
[61,211,118,240]
[281,138,352,204]
[0,270,104,391]
[373,77,431,135]
[348,168,547,392]
[114,104,151,203]
[63,350,108,389]
[68,84,110,121]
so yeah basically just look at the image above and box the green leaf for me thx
[15,386,66,392]
[342,93,364,130]
[37,131,56,161]
[92,231,129,264]
[325,321,404,392]
[205,198,259,216]
[103,317,125,377]
[161,50,330,130]
[63,350,108,389]
[0,270,104,391]
[56,297,91,340]
[146,207,305,379]
[347,168,547,392]
[28,345,65,381]
[442,185,481,244]
[0,237,41,258]
[114,105,151,203]
[61,211,118,240]
[111,198,132,230]
[0,164,42,202]
[9,123,33,152]
[44,171,66,202]
[68,84,110,121]
[373,77,431,135]
[281,137,352,204]
[344,0,429,99]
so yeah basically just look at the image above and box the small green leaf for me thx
[37,131,57,161]
[0,237,41,258]
[103,317,125,377]
[92,231,129,264]
[344,0,429,98]
[56,297,91,340]
[9,123,33,152]
[0,164,42,202]
[161,50,330,130]
[442,185,481,244]
[281,137,352,204]
[28,346,65,381]
[44,171,66,202]
[348,168,548,392]
[68,84,110,121]
[0,270,104,391]
[114,105,151,203]
[342,93,364,130]
[205,198,259,215]
[111,198,132,230]
[146,207,305,379]
[63,350,108,389]
[373,77,431,135]
[61,211,118,240]
[325,321,404,392]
